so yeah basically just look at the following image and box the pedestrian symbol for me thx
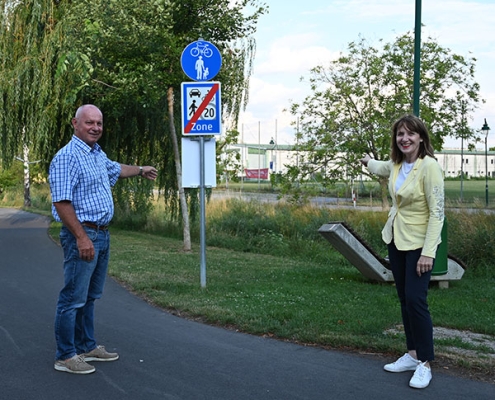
[181,40,222,82]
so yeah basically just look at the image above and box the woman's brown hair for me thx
[390,114,435,163]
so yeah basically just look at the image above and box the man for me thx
[49,104,158,374]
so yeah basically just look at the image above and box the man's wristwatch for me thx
[138,166,143,176]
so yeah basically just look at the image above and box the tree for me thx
[0,1,94,205]
[284,32,482,208]
[1,0,266,248]
[57,0,265,249]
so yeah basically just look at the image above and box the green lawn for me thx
[444,179,492,206]
[8,181,495,382]
[220,179,495,208]
[95,227,494,380]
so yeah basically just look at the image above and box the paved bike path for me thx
[0,208,492,400]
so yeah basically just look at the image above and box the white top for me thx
[395,161,415,192]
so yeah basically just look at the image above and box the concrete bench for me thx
[318,222,465,289]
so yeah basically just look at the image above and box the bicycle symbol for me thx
[190,42,213,58]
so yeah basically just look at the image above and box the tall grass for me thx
[205,199,389,264]
[2,182,495,271]
[447,210,495,274]
[203,199,495,273]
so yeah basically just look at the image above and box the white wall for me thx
[230,144,495,179]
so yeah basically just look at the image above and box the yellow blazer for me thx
[368,156,444,258]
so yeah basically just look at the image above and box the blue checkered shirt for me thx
[49,135,121,226]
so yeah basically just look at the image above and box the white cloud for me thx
[239,76,300,144]
[247,77,301,111]
[255,33,339,75]
[323,0,413,19]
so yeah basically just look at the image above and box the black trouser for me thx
[388,241,434,362]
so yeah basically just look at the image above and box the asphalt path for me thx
[0,208,493,400]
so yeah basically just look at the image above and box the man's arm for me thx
[119,164,158,180]
[53,200,95,261]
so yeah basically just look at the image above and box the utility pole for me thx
[413,0,422,116]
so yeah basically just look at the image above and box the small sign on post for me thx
[180,40,222,82]
[181,82,222,136]
[181,138,217,188]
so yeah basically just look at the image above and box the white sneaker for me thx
[384,353,420,372]
[409,362,432,389]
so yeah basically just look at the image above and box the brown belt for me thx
[82,222,109,230]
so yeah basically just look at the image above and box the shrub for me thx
[205,199,388,264]
[205,199,493,275]
[446,210,495,272]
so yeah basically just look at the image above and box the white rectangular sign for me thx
[181,137,217,188]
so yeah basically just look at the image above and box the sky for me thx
[238,0,495,150]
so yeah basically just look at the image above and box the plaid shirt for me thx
[49,135,121,226]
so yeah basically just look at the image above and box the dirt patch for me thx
[433,327,495,357]
[384,325,495,384]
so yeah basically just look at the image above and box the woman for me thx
[361,114,444,389]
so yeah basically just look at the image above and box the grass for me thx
[103,228,404,349]
[99,226,495,379]
[7,181,495,380]
[444,179,494,207]
[219,179,495,209]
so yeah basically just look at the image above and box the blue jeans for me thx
[388,242,434,362]
[54,226,110,360]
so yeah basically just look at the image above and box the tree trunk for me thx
[22,141,31,207]
[379,177,390,211]
[168,87,191,252]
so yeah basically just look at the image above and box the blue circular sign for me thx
[181,40,222,81]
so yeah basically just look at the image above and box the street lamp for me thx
[481,119,490,207]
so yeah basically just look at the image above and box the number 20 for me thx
[203,107,215,118]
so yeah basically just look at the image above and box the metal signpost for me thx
[180,39,222,288]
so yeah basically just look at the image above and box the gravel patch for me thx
[384,325,495,359]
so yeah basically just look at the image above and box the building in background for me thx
[228,143,495,180]
[437,149,495,178]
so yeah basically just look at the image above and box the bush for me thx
[446,210,495,272]
[205,199,494,275]
[205,199,388,265]
[0,163,23,194]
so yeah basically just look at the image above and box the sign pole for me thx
[180,38,222,288]
[199,136,207,288]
